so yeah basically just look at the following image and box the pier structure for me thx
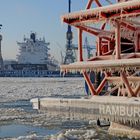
[31,96,140,138]
[31,0,140,138]
[60,0,140,138]
[61,0,140,97]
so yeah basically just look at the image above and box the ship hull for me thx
[0,70,60,77]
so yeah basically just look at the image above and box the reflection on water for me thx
[0,123,60,138]
[0,100,35,113]
[0,99,135,140]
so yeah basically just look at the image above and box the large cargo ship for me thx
[16,32,59,71]
[2,33,60,77]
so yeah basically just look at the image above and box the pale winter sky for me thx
[0,0,115,61]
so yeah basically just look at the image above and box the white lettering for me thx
[99,104,140,118]
[106,105,112,115]
[127,106,133,117]
[111,106,120,116]
[134,107,140,117]
[120,106,126,116]
[99,105,105,114]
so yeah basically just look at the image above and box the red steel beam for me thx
[100,12,107,18]
[76,25,98,36]
[95,0,102,7]
[96,76,107,94]
[103,9,140,22]
[135,34,140,52]
[78,29,83,61]
[101,22,106,30]
[135,85,140,96]
[97,37,102,56]
[115,21,121,59]
[97,22,107,56]
[83,71,97,95]
[86,0,93,9]
[62,9,140,26]
[120,21,136,31]
[121,72,136,97]
[76,25,112,41]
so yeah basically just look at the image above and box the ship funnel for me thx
[0,34,4,70]
[30,33,36,43]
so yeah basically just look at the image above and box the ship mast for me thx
[63,0,75,64]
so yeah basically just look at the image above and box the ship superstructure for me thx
[0,32,60,77]
[16,33,59,71]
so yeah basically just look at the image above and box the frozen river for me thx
[0,78,132,140]
[0,77,85,102]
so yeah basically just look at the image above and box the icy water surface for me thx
[0,78,136,139]
[0,100,133,140]
[0,100,35,113]
[0,123,60,138]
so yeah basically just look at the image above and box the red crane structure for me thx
[61,0,140,97]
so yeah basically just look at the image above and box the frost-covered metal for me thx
[61,0,140,97]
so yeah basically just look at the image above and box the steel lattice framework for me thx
[61,0,140,97]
